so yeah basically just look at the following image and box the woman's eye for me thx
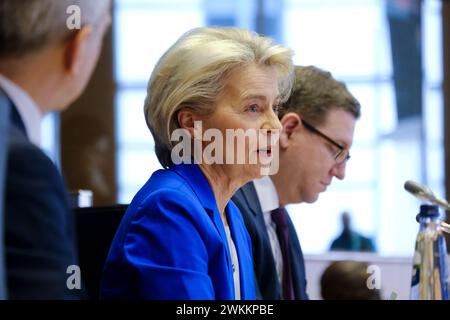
[247,104,259,112]
[272,105,280,114]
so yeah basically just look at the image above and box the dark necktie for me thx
[271,207,295,300]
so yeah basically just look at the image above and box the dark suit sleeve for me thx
[0,93,10,298]
[233,184,309,300]
[5,129,81,299]
[286,215,309,300]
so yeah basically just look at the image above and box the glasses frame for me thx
[301,119,350,164]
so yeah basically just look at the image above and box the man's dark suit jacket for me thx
[3,91,81,299]
[0,90,10,298]
[232,181,309,300]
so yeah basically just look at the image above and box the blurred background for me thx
[43,0,447,266]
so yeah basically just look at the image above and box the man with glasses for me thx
[232,65,361,300]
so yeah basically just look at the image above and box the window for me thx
[114,0,204,202]
[113,0,443,256]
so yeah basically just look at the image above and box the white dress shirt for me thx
[252,176,284,286]
[0,74,42,146]
[224,225,241,300]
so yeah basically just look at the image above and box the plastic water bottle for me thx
[410,204,449,300]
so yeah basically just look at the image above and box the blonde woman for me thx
[101,27,294,300]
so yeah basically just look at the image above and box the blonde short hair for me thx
[144,27,294,168]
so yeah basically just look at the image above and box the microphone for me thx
[404,180,450,210]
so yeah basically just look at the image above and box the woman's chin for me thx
[244,163,272,180]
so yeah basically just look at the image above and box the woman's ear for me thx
[64,25,93,74]
[177,108,199,138]
[279,112,300,148]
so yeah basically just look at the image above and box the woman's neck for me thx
[198,164,246,224]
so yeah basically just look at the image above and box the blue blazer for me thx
[3,93,81,299]
[232,181,309,300]
[101,164,256,300]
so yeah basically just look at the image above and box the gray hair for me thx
[0,0,109,56]
[145,27,295,168]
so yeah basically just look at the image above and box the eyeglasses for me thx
[302,119,350,164]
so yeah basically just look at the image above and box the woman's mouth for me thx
[257,148,272,157]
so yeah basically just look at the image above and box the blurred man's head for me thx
[273,66,361,205]
[0,0,111,112]
[321,261,381,300]
[342,211,351,230]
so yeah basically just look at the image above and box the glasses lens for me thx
[336,150,350,164]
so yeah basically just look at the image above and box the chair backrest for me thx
[74,204,127,300]
[0,91,10,299]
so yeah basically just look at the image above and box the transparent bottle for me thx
[410,204,449,300]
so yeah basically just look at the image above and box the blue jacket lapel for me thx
[172,164,260,299]
[172,164,235,294]
[226,200,255,299]
[171,164,227,239]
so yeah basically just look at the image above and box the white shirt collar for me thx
[0,74,42,146]
[253,175,280,213]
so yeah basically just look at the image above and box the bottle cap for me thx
[415,204,439,222]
